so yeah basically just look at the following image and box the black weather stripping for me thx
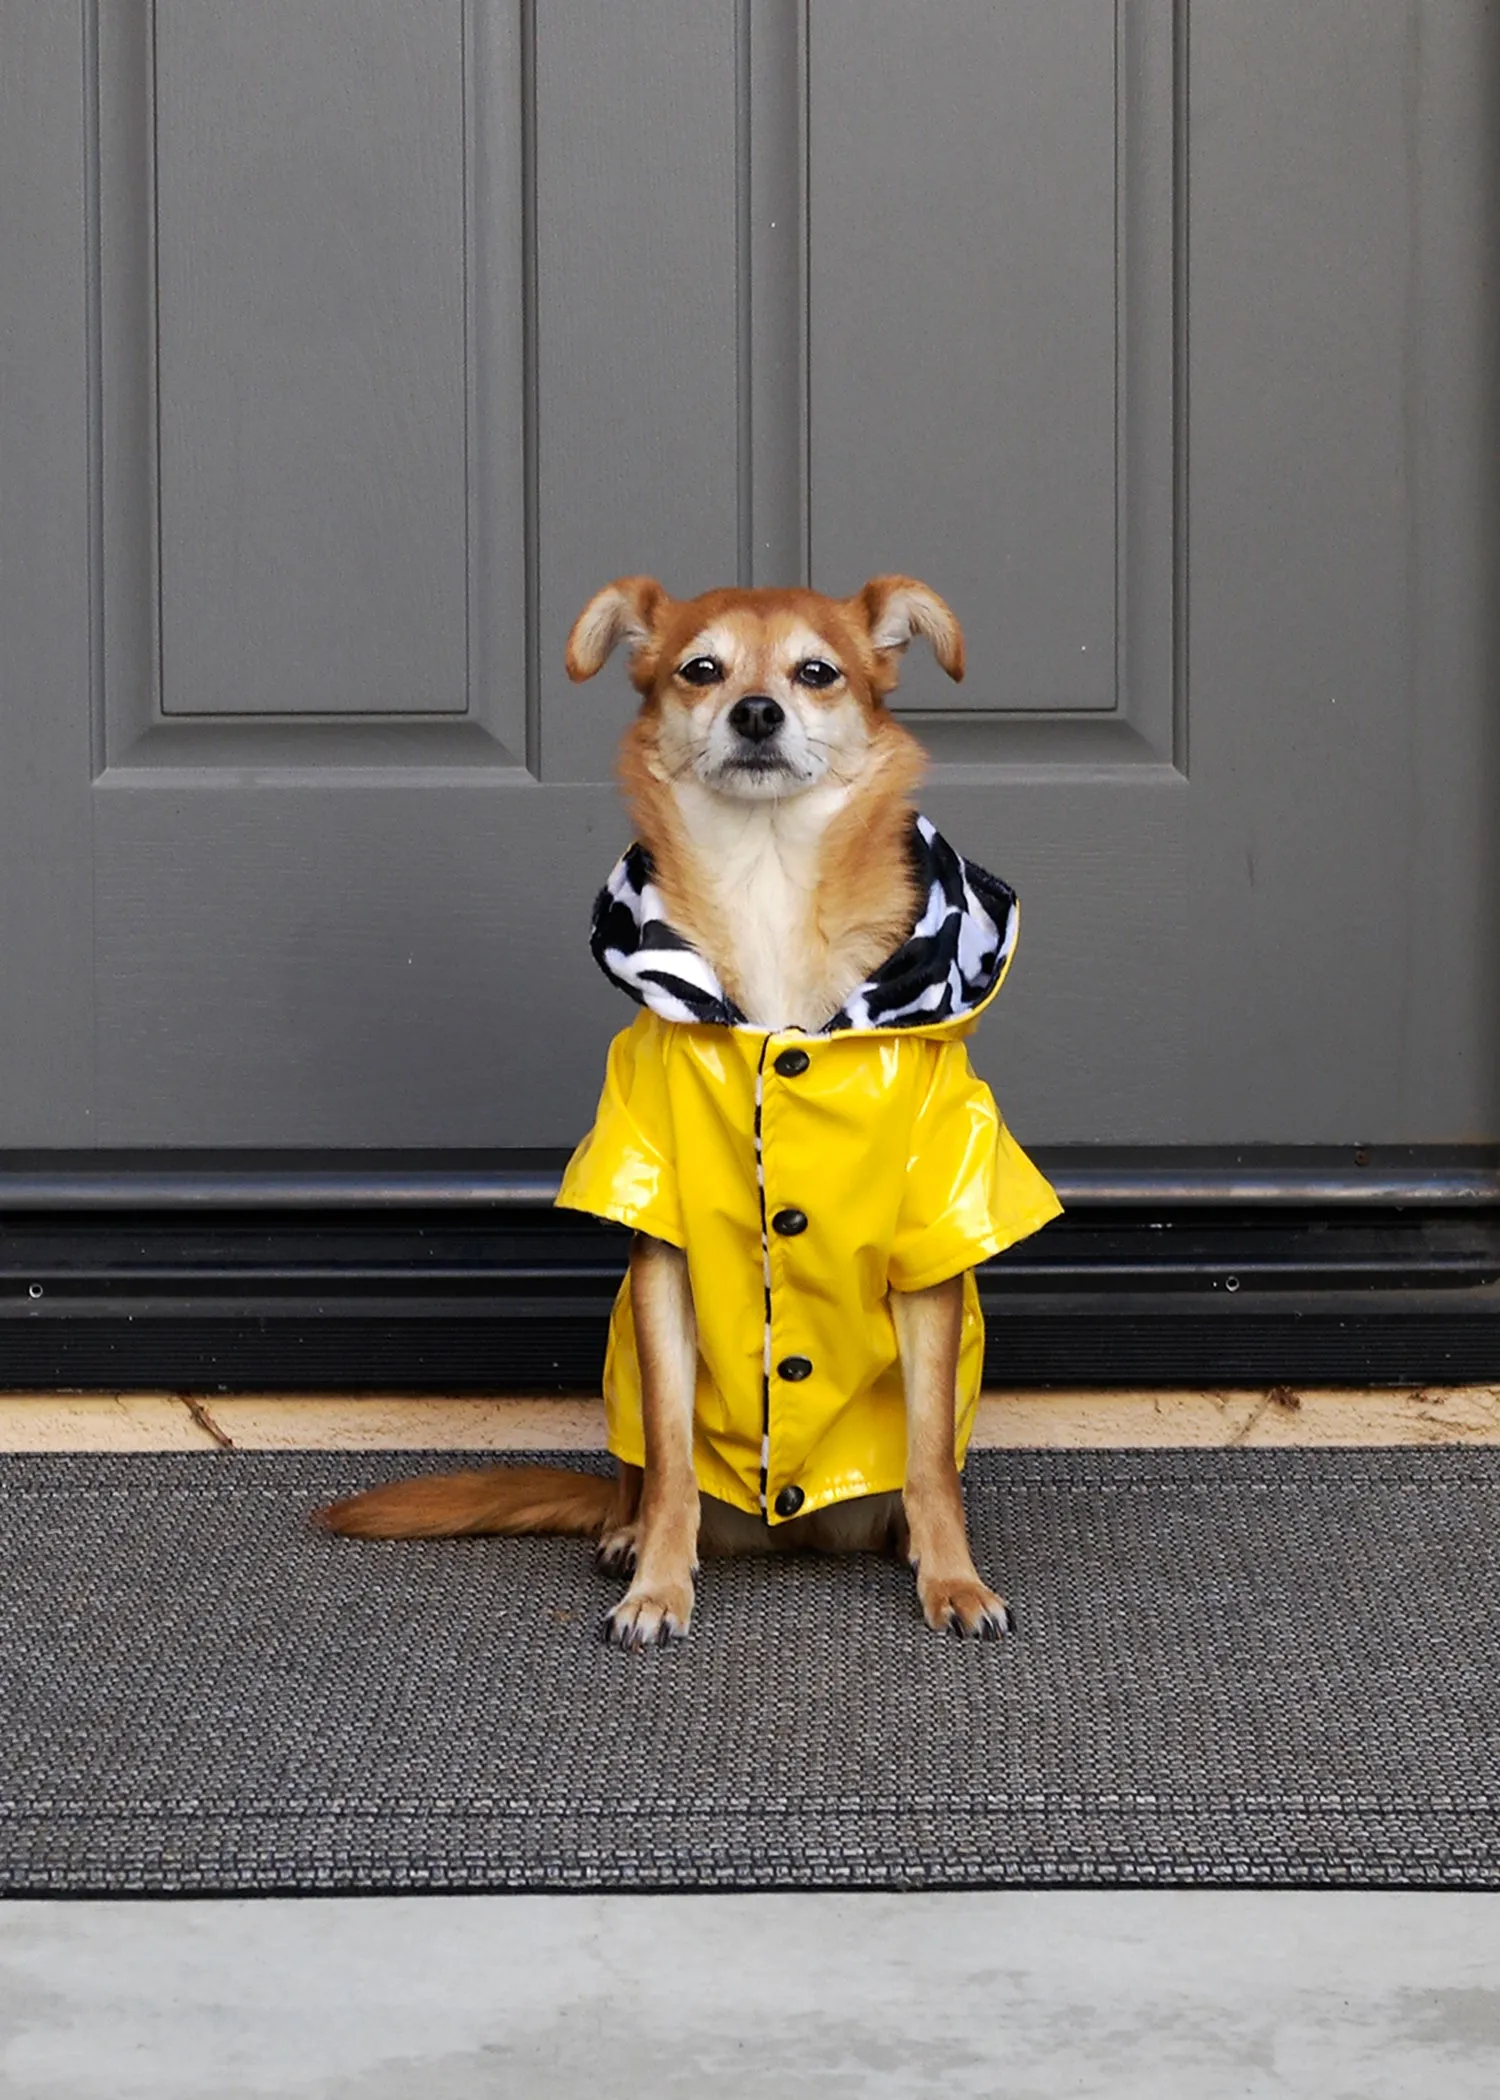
[3,1202,1499,1392]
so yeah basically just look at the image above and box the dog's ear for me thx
[565,577,668,682]
[854,577,965,682]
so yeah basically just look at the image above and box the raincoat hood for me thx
[589,813,1018,1036]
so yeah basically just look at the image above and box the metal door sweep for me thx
[1,1148,1498,1391]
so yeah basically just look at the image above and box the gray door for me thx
[4,1,1497,1159]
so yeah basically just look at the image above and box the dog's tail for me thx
[313,1465,618,1541]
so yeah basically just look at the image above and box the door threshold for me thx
[0,1387,1495,1452]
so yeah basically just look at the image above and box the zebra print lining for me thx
[588,814,1017,1034]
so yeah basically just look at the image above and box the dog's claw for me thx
[602,1614,683,1652]
[963,1598,1015,1640]
[594,1536,638,1577]
[965,1604,1011,1640]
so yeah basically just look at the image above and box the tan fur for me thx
[892,1275,1008,1633]
[563,576,664,681]
[605,1231,701,1645]
[316,1465,620,1541]
[616,716,926,1029]
[317,578,1011,1642]
[609,583,940,1028]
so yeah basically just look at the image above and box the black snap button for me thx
[777,1355,812,1381]
[774,1485,805,1518]
[774,1048,810,1077]
[772,1208,808,1236]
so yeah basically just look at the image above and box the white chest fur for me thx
[671,781,851,1030]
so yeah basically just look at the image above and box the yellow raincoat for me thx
[556,816,1062,1524]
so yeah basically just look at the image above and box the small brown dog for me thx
[319,578,1061,1647]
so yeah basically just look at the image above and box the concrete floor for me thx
[1,1891,1497,2097]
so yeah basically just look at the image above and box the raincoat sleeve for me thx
[554,1014,686,1248]
[887,1042,1062,1293]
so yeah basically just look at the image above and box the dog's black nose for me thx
[728,694,785,743]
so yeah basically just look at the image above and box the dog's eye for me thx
[677,656,723,687]
[794,659,841,689]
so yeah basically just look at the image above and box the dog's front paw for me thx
[917,1571,1014,1640]
[603,1577,694,1651]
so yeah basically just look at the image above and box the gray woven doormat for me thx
[2,1447,1499,1894]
